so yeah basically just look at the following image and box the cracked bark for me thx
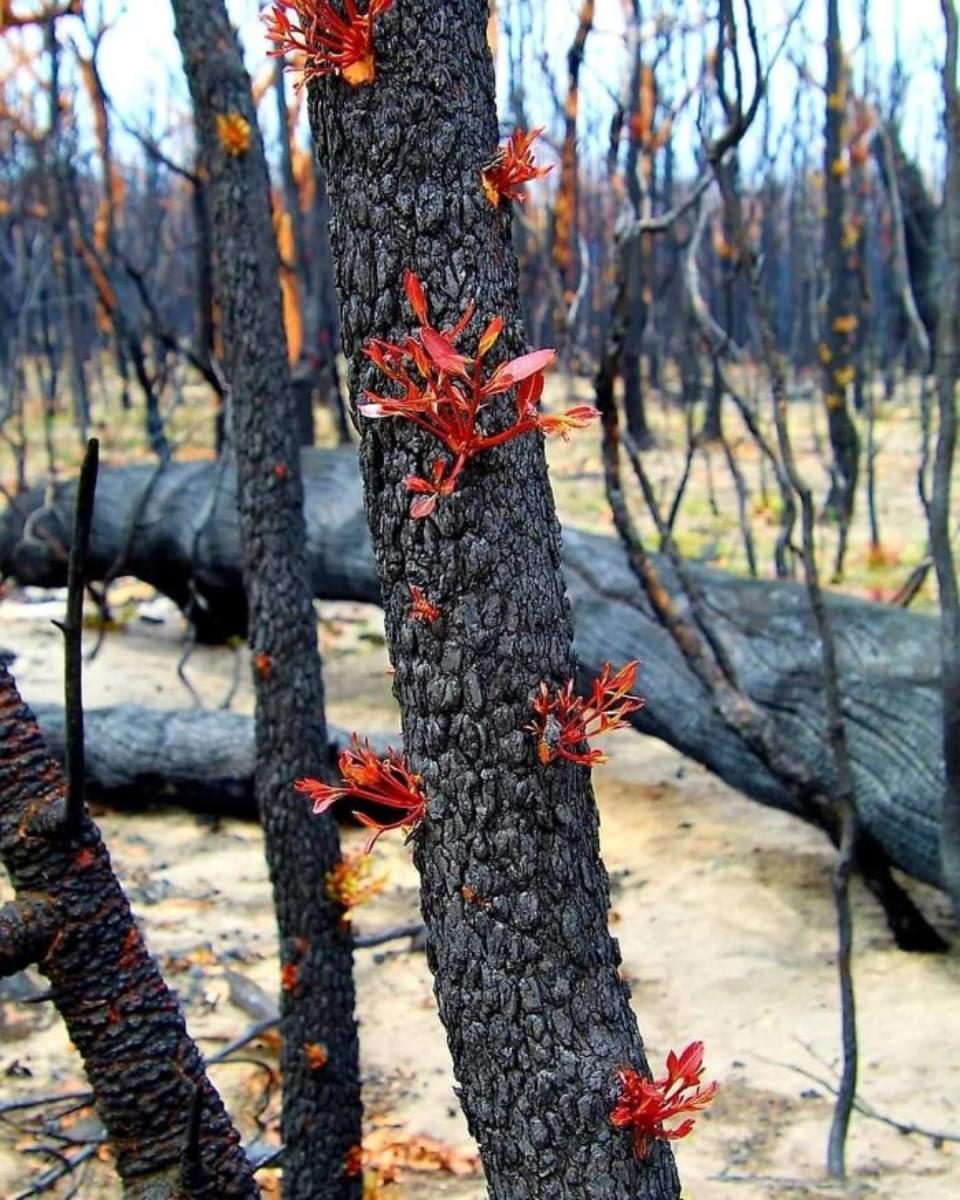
[170,1,362,1194]
[0,662,257,1198]
[309,3,680,1196]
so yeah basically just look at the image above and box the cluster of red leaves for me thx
[528,660,643,767]
[481,127,552,206]
[264,0,393,89]
[610,1042,718,1160]
[360,270,598,518]
[296,735,426,852]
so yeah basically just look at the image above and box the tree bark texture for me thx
[0,451,947,895]
[0,663,258,1198]
[169,2,362,1194]
[309,3,679,1196]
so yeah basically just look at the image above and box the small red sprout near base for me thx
[408,584,440,623]
[481,127,552,206]
[528,660,643,766]
[264,0,394,89]
[296,735,426,852]
[343,1143,364,1177]
[304,1041,329,1070]
[360,270,599,518]
[610,1041,718,1161]
[280,961,299,993]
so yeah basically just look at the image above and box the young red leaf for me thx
[264,0,394,90]
[537,405,601,439]
[404,269,429,324]
[527,660,643,766]
[420,326,471,378]
[484,348,556,395]
[296,735,427,853]
[478,315,504,357]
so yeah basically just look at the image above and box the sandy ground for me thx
[0,589,958,1200]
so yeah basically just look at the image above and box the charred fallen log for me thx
[32,703,392,821]
[0,449,376,643]
[0,451,945,893]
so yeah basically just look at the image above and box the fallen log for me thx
[0,449,377,643]
[0,451,945,894]
[31,703,393,821]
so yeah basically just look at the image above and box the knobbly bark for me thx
[0,662,257,1198]
[170,2,362,1194]
[309,4,680,1195]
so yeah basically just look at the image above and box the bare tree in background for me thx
[932,0,960,919]
[171,1,363,1194]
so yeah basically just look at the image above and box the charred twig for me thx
[707,2,861,1175]
[58,438,98,839]
[892,558,933,608]
[12,1144,96,1200]
[353,922,425,949]
[764,1047,960,1146]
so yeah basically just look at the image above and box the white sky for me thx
[4,1,950,180]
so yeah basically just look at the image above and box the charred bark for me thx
[310,2,680,1195]
[170,2,362,1194]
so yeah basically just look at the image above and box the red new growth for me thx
[296,735,427,852]
[360,270,598,517]
[482,127,552,206]
[264,0,394,89]
[408,584,440,623]
[610,1041,718,1160]
[528,660,643,766]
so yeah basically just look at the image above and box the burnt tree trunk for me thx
[170,3,362,1195]
[310,2,680,1196]
[0,663,258,1198]
[821,0,861,572]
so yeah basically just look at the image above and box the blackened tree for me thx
[307,1,686,1194]
[171,1,362,1194]
[821,0,861,575]
[0,659,259,1198]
